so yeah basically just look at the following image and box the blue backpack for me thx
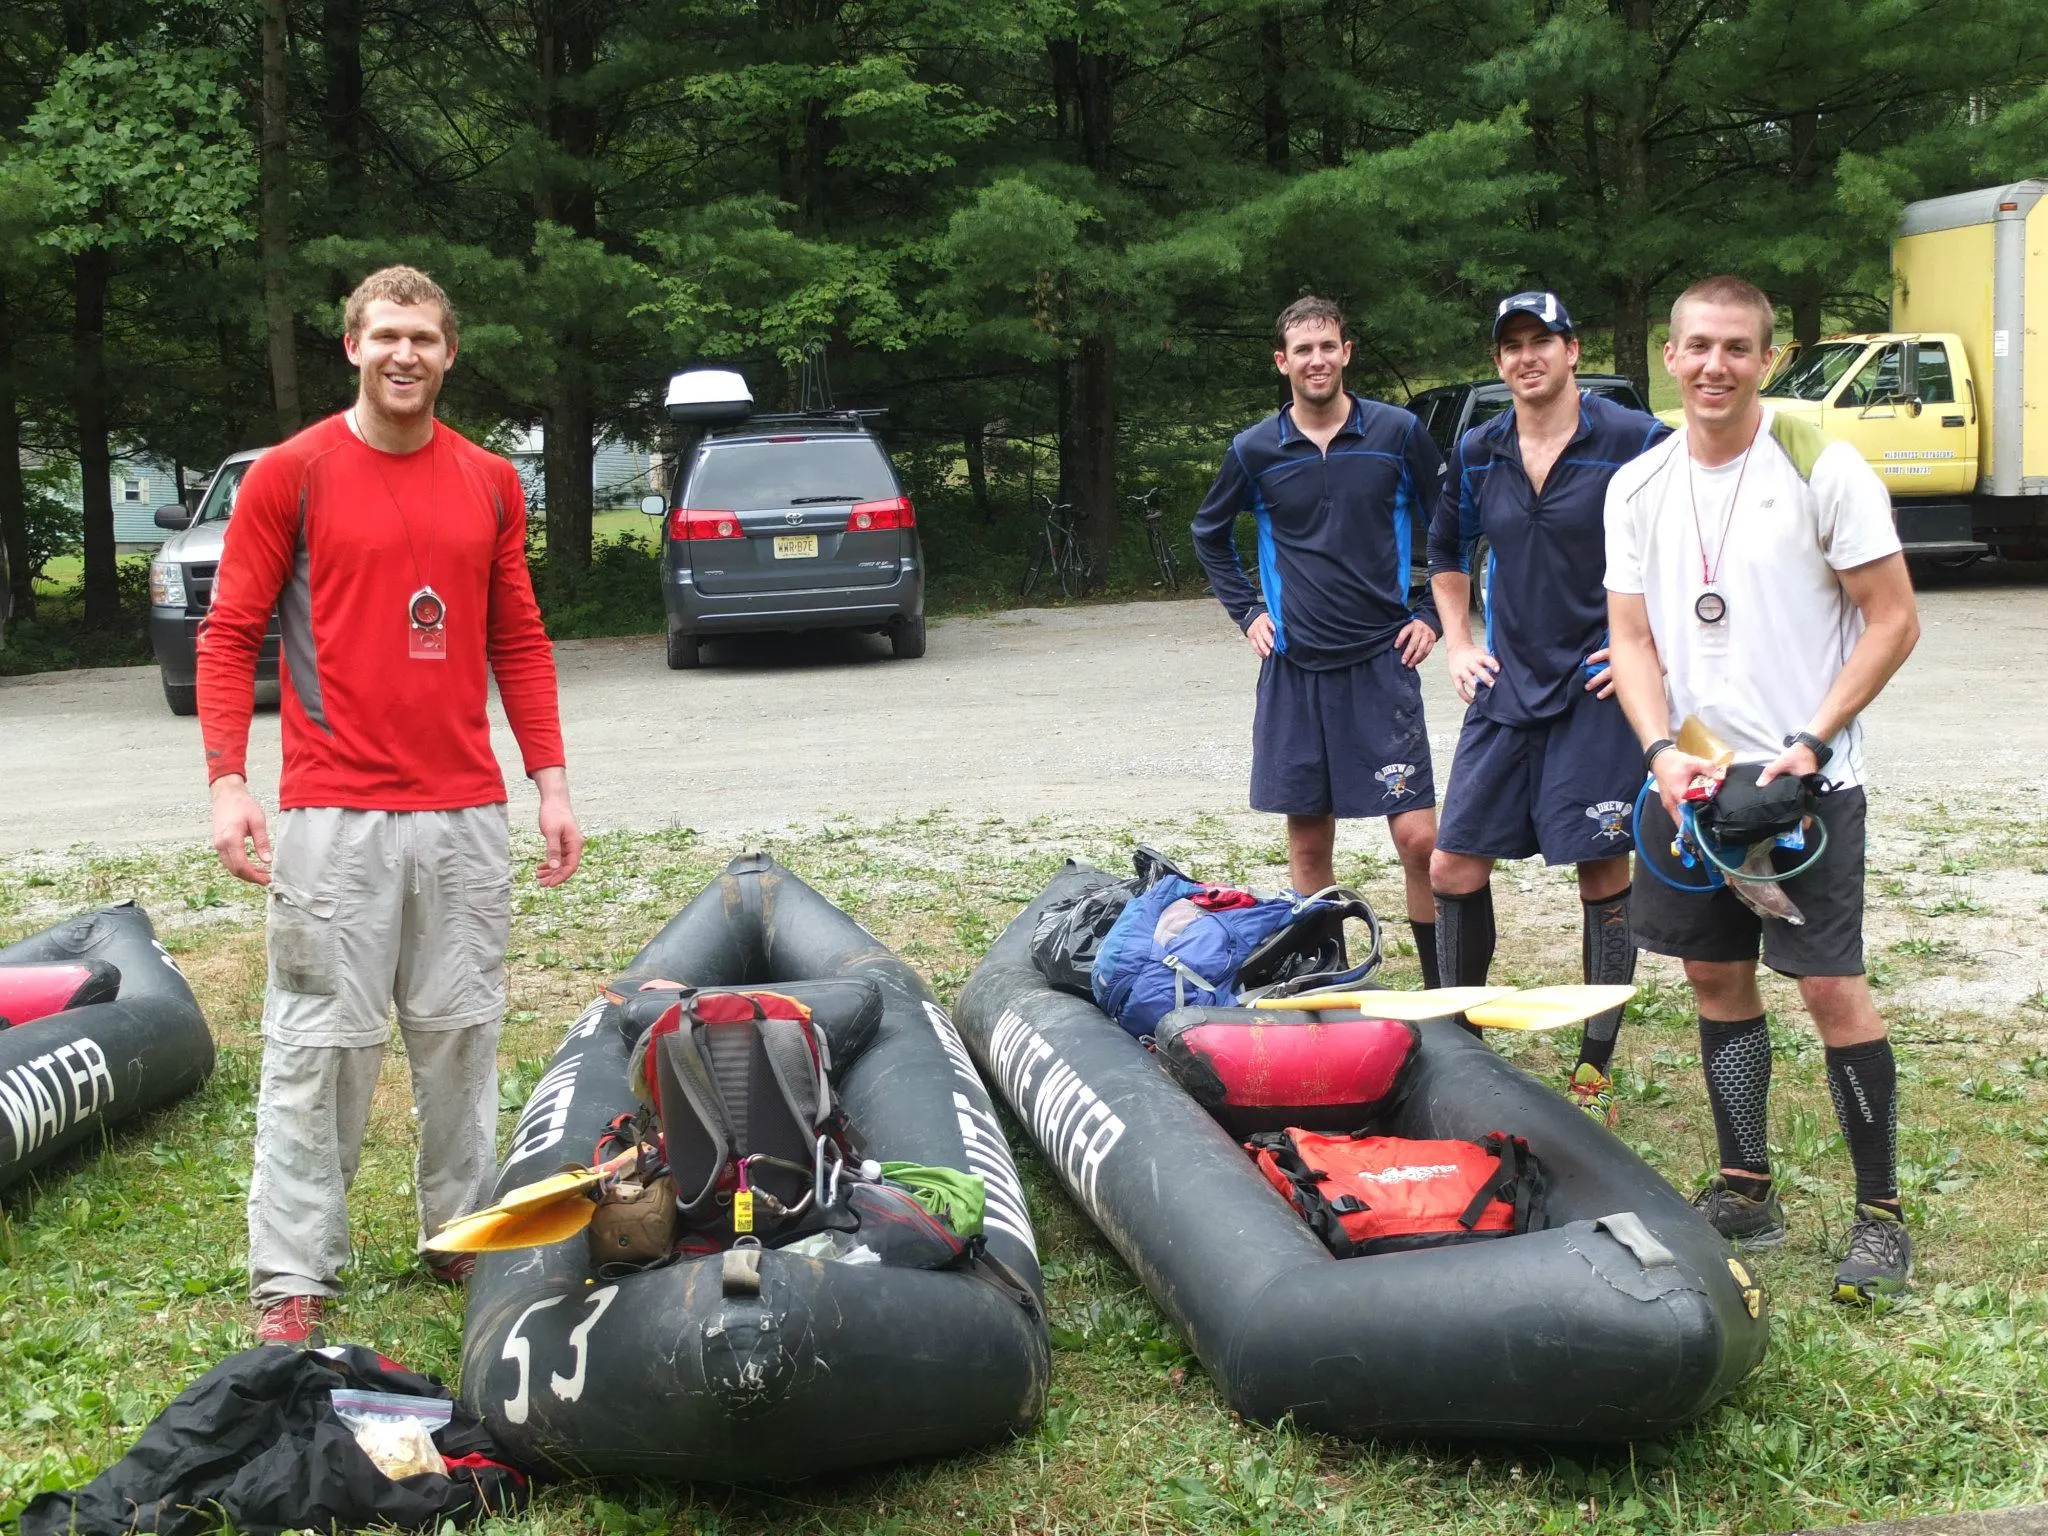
[1091,878,1379,1039]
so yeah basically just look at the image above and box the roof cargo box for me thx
[665,369,753,425]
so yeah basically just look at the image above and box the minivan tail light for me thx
[671,508,745,541]
[846,496,915,531]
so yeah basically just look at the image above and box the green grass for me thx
[3,806,2046,1534]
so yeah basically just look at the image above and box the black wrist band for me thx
[1784,731,1833,769]
[1644,738,1677,773]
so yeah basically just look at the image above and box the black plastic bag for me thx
[19,1345,528,1536]
[1698,763,1822,848]
[1030,847,1188,997]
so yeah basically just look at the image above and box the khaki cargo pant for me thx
[247,805,512,1305]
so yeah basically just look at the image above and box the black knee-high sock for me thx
[1700,1014,1773,1188]
[1410,921,1440,990]
[1825,1038,1900,1207]
[1432,885,1495,988]
[1576,887,1637,1073]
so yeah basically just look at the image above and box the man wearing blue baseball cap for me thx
[1424,291,1669,1123]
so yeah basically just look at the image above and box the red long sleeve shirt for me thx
[197,414,566,810]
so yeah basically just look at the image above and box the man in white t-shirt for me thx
[1604,274,1922,1302]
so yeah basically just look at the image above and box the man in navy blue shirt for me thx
[1426,291,1669,1123]
[1193,296,1446,982]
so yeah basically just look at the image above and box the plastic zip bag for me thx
[330,1389,453,1480]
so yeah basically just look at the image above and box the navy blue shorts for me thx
[1436,687,1641,865]
[1250,648,1434,819]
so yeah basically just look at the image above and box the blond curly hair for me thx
[342,265,460,345]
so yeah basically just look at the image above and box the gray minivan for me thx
[147,448,279,715]
[650,372,925,670]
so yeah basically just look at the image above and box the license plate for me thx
[773,534,818,559]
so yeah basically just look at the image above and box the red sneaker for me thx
[255,1294,327,1348]
[427,1254,476,1286]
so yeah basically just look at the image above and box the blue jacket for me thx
[1425,391,1668,724]
[1192,394,1444,671]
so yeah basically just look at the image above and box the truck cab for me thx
[1760,333,1982,552]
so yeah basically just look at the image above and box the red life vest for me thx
[1250,1129,1543,1257]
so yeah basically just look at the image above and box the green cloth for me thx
[878,1161,986,1238]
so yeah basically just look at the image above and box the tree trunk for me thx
[0,284,30,626]
[1076,333,1118,574]
[1609,0,1654,398]
[1788,111,1823,344]
[1067,42,1120,566]
[1613,276,1650,402]
[1319,0,1344,166]
[1260,12,1288,171]
[262,0,301,436]
[532,0,603,575]
[74,248,118,630]
[322,0,364,222]
[964,426,989,521]
[542,380,596,583]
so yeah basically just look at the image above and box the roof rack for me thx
[704,408,888,438]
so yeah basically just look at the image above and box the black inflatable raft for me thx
[955,863,1770,1443]
[459,854,1049,1481]
[0,903,215,1192]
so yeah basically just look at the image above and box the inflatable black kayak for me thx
[955,863,1770,1443]
[0,903,215,1192]
[459,853,1048,1481]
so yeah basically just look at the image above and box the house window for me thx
[122,477,143,502]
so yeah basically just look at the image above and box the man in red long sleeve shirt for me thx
[199,265,583,1347]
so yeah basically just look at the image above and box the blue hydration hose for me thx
[1631,776,1830,894]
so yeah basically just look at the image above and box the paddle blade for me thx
[422,1150,637,1254]
[1464,984,1637,1033]
[1254,986,1513,1020]
[426,1197,599,1254]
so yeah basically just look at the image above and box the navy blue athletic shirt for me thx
[1192,393,1444,671]
[1426,391,1669,725]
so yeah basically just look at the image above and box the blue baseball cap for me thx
[1493,290,1574,340]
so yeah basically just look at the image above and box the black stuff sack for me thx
[19,1344,527,1536]
[1029,846,1189,996]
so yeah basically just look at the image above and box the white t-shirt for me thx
[1603,408,1901,788]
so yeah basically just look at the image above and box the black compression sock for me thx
[1700,1014,1773,1179]
[1432,885,1495,988]
[1576,886,1637,1073]
[1825,1038,1901,1206]
[1410,921,1440,990]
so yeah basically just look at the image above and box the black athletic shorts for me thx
[1249,648,1434,819]
[1633,784,1866,977]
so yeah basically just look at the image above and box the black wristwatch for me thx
[1643,738,1678,773]
[1784,731,1834,769]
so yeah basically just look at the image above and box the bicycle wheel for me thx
[1054,535,1077,598]
[1020,534,1049,598]
[1150,522,1179,591]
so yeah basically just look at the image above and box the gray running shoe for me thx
[1834,1203,1913,1303]
[1692,1177,1788,1248]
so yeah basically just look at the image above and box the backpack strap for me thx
[1459,1133,1539,1233]
[650,1011,739,1215]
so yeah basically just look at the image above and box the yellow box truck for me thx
[1757,178,2048,561]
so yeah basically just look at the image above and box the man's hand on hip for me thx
[1396,618,1438,668]
[1244,612,1276,659]
[532,766,583,887]
[210,776,272,885]
[1446,639,1499,700]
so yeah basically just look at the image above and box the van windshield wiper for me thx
[788,494,863,504]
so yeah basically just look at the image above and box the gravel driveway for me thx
[1,566,2042,857]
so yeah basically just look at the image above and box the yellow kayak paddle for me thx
[424,1149,638,1255]
[1256,982,1636,1032]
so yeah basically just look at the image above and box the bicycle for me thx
[1130,485,1180,591]
[1020,495,1090,598]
